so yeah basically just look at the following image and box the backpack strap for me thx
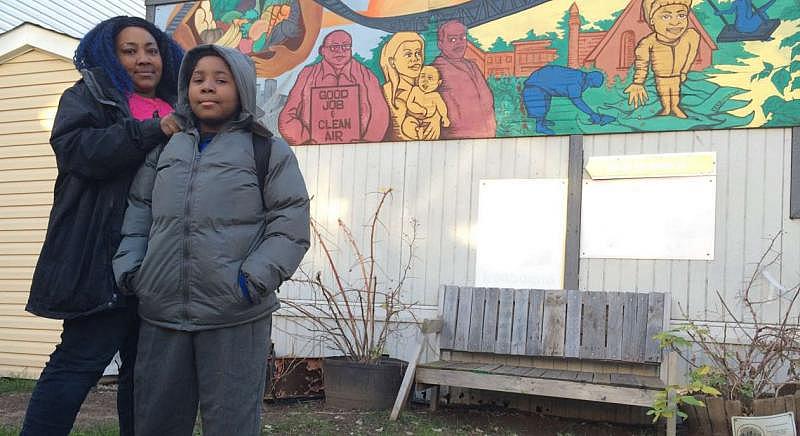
[252,132,272,210]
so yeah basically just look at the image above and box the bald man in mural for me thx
[432,20,496,139]
[279,30,389,145]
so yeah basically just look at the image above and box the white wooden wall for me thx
[273,128,800,362]
[582,129,800,326]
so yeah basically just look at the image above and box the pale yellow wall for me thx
[0,48,79,378]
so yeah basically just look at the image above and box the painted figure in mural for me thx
[625,0,700,118]
[402,66,451,140]
[714,0,777,33]
[381,32,437,140]
[279,30,389,144]
[432,20,497,139]
[21,16,184,436]
[522,66,615,135]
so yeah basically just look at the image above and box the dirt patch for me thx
[0,385,119,430]
[1,385,660,435]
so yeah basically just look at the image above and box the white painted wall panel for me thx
[581,129,799,326]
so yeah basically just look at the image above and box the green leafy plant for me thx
[649,233,800,420]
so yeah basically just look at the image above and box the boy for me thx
[624,0,699,118]
[402,65,450,140]
[113,44,310,435]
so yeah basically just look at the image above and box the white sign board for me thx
[732,412,796,436]
[581,176,716,260]
[475,179,568,290]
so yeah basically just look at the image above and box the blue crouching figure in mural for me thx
[522,65,615,135]
[714,0,777,34]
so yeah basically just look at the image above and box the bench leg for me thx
[429,386,439,412]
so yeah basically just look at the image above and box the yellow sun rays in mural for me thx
[707,19,800,127]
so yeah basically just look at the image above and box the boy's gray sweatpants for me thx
[134,316,271,436]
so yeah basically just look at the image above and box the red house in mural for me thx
[463,39,558,79]
[568,1,717,84]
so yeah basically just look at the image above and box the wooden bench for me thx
[414,285,674,430]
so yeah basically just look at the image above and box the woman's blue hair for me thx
[74,16,184,99]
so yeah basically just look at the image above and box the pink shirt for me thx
[127,93,173,121]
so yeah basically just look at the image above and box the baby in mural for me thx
[402,66,451,140]
[624,0,700,118]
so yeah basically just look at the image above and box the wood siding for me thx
[0,49,77,378]
[276,128,800,363]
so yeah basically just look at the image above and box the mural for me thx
[154,0,800,145]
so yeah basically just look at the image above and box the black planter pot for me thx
[322,356,408,410]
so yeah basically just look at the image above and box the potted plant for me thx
[649,233,800,435]
[282,188,419,410]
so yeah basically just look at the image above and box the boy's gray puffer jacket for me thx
[113,45,310,331]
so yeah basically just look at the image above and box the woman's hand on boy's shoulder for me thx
[159,114,183,137]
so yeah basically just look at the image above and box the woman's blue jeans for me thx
[20,302,139,436]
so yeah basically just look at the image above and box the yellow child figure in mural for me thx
[625,0,700,118]
[402,66,451,140]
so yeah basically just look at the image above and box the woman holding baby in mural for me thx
[380,32,449,141]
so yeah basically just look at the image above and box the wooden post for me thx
[791,127,799,219]
[564,135,584,289]
[389,319,442,421]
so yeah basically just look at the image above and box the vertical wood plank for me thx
[621,292,640,361]
[453,286,473,351]
[606,292,624,360]
[564,135,583,290]
[634,293,649,363]
[645,292,666,362]
[564,289,582,358]
[481,288,500,353]
[439,285,459,350]
[495,288,514,354]
[467,287,486,352]
[526,289,544,356]
[791,127,800,219]
[541,290,566,357]
[510,289,530,355]
[580,291,607,360]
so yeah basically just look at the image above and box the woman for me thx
[21,16,183,436]
[379,32,441,140]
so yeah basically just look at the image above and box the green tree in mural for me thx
[517,29,551,41]
[489,36,513,52]
[552,10,587,65]
[422,18,441,65]
[594,9,623,32]
[363,34,392,85]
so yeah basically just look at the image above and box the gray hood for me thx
[176,44,267,134]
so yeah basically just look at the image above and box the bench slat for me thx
[415,367,658,407]
[467,287,486,352]
[606,292,625,360]
[454,287,473,351]
[564,290,582,358]
[510,289,529,355]
[542,290,566,357]
[645,292,665,363]
[525,289,544,355]
[634,293,649,362]
[481,288,500,353]
[621,292,640,361]
[420,361,664,390]
[496,289,514,354]
[440,285,459,350]
[580,291,607,360]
